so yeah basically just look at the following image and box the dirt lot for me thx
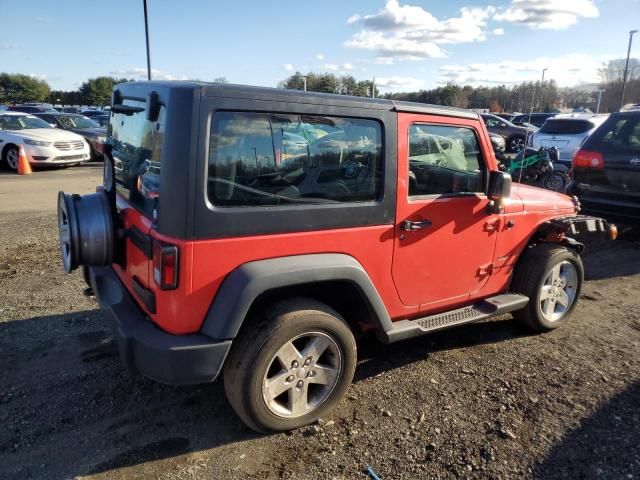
[1,167,639,480]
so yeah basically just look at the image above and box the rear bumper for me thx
[88,266,231,385]
[575,193,640,224]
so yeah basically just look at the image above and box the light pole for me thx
[620,30,638,110]
[302,75,307,91]
[595,89,605,113]
[528,67,547,123]
[538,68,548,111]
[143,0,152,80]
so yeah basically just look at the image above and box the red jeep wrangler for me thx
[57,82,613,432]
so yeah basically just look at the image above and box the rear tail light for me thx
[153,240,179,290]
[573,149,604,169]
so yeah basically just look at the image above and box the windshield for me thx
[0,115,51,130]
[58,115,100,129]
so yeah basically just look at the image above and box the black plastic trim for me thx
[201,253,392,340]
[88,266,231,385]
[132,276,156,314]
[127,226,152,259]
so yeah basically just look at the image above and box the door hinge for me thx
[477,263,494,277]
[484,219,501,233]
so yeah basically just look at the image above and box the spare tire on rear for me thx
[57,190,114,273]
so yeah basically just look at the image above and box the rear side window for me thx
[207,112,383,206]
[408,124,484,196]
[540,119,593,134]
[110,99,166,212]
[588,115,640,152]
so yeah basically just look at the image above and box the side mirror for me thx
[487,170,512,213]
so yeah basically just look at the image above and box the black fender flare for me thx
[200,253,393,340]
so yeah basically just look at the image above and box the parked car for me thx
[91,114,110,127]
[59,107,82,114]
[531,114,608,167]
[480,113,535,152]
[488,131,506,153]
[572,111,640,224]
[0,112,90,171]
[7,104,58,114]
[511,113,557,128]
[33,112,107,160]
[57,82,614,432]
[80,110,105,118]
[0,105,7,111]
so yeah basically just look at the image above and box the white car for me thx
[530,113,609,166]
[0,112,91,171]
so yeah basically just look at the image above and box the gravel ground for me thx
[1,168,639,480]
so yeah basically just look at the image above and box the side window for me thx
[408,124,484,197]
[598,117,640,152]
[208,112,383,206]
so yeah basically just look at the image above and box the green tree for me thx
[0,73,51,104]
[79,76,128,106]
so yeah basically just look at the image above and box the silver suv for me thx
[531,114,608,166]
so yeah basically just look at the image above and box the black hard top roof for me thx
[118,80,479,120]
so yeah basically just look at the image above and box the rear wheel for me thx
[223,298,357,432]
[511,244,583,331]
[508,135,525,153]
[3,145,19,172]
[540,171,568,192]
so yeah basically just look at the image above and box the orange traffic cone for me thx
[17,145,32,175]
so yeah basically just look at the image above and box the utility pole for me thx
[595,89,605,113]
[620,30,638,110]
[302,75,307,92]
[528,67,547,123]
[537,68,548,111]
[371,77,376,98]
[143,0,152,80]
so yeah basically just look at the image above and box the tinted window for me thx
[540,119,593,134]
[207,112,383,206]
[408,124,484,196]
[588,115,640,153]
[110,100,166,212]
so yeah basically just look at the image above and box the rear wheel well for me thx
[242,281,379,338]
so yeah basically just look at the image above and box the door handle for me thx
[402,219,432,231]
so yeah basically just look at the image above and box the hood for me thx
[71,127,107,137]
[13,128,86,143]
[507,183,576,213]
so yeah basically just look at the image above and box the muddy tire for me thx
[223,297,357,432]
[511,244,584,331]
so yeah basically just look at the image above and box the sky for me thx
[1,0,639,93]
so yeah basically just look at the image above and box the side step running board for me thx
[380,294,529,343]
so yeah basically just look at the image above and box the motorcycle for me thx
[498,146,571,193]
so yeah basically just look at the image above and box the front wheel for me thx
[540,172,569,192]
[223,298,357,432]
[508,135,526,153]
[511,244,584,331]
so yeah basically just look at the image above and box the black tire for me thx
[2,145,19,172]
[508,135,526,153]
[511,244,584,331]
[540,172,568,192]
[223,297,357,432]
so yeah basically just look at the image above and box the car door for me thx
[392,113,500,311]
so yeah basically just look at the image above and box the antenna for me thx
[143,0,152,80]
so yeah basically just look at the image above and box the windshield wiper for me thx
[111,104,144,115]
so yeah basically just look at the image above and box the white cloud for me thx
[110,68,188,81]
[342,63,355,70]
[323,63,339,71]
[316,54,324,60]
[345,1,496,61]
[437,53,602,87]
[494,0,599,30]
[376,76,424,90]
[493,27,505,35]
[0,43,16,50]
[282,63,294,71]
[28,73,47,81]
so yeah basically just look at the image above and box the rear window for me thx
[109,99,166,212]
[587,115,640,153]
[207,112,383,206]
[540,119,593,135]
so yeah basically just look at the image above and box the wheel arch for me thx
[1,142,18,159]
[201,253,393,341]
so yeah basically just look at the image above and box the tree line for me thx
[0,74,131,107]
[280,59,639,113]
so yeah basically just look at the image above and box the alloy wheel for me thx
[539,261,578,322]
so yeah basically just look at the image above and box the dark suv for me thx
[57,81,613,432]
[572,111,640,224]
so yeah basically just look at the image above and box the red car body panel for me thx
[113,112,577,336]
